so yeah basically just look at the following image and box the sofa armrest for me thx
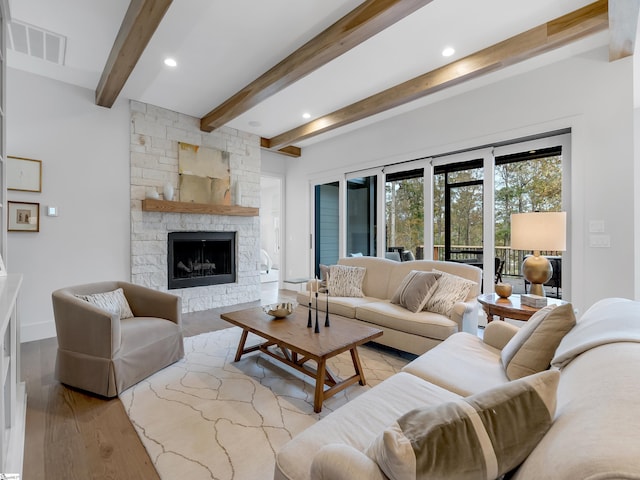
[450,298,480,334]
[310,444,387,480]
[119,282,182,325]
[52,291,121,357]
[483,321,520,350]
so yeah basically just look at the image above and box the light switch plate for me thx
[589,220,605,233]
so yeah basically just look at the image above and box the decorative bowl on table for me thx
[495,283,513,298]
[263,302,296,318]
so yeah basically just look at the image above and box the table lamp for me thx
[510,212,566,297]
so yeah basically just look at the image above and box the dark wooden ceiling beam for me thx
[267,0,608,150]
[199,0,434,132]
[95,0,173,107]
[608,0,640,61]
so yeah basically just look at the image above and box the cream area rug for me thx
[120,326,410,480]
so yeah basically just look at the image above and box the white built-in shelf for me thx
[0,274,25,475]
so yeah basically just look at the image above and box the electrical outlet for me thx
[589,234,610,248]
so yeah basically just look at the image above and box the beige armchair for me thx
[52,281,184,397]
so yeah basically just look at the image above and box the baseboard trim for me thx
[21,320,57,343]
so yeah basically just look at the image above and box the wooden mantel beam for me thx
[267,0,608,150]
[199,0,434,132]
[95,0,173,108]
[608,0,640,61]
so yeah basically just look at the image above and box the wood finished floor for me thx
[22,283,295,480]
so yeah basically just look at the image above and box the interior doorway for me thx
[260,175,283,285]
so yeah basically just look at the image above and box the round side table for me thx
[477,293,567,323]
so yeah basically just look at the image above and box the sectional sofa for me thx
[275,297,640,480]
[296,256,483,355]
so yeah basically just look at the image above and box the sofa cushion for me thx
[356,301,458,341]
[328,264,366,297]
[366,370,559,480]
[275,372,461,480]
[425,270,476,316]
[390,271,440,313]
[76,287,134,319]
[501,303,575,380]
[402,332,510,396]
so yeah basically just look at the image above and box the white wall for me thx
[285,46,635,315]
[7,69,131,342]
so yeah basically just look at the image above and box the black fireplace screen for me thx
[168,231,236,289]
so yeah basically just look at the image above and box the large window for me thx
[310,134,569,297]
[386,169,424,259]
[495,146,563,296]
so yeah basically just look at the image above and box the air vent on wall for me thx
[8,20,66,65]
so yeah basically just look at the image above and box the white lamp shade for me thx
[511,212,566,251]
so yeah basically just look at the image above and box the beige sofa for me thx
[296,257,483,355]
[275,297,640,480]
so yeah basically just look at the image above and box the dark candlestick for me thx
[314,292,320,333]
[307,301,312,328]
[325,291,330,327]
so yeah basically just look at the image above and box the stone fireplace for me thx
[129,101,261,313]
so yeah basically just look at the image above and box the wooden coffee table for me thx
[221,306,383,413]
[477,293,568,323]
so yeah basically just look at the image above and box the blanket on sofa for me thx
[552,298,640,368]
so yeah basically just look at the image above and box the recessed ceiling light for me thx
[164,57,177,67]
[302,112,311,119]
[442,47,455,57]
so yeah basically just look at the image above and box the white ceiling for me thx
[7,0,607,147]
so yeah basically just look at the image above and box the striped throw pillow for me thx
[391,271,441,313]
[76,287,134,319]
[424,269,476,316]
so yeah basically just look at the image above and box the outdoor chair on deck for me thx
[494,257,504,283]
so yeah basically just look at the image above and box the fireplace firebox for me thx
[168,231,236,289]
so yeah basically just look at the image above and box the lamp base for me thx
[522,253,553,298]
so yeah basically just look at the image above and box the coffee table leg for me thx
[350,348,366,386]
[234,329,249,362]
[314,360,327,413]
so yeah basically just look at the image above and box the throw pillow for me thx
[319,264,331,289]
[328,264,366,297]
[76,287,134,319]
[501,302,576,380]
[366,370,559,480]
[424,269,476,316]
[391,271,441,313]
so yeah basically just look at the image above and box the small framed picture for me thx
[8,201,40,232]
[7,156,43,192]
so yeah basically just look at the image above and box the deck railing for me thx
[432,245,561,276]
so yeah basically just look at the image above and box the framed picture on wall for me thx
[7,156,42,192]
[7,201,40,232]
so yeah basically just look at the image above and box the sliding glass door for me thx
[433,160,484,266]
[346,175,377,257]
[314,181,339,277]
